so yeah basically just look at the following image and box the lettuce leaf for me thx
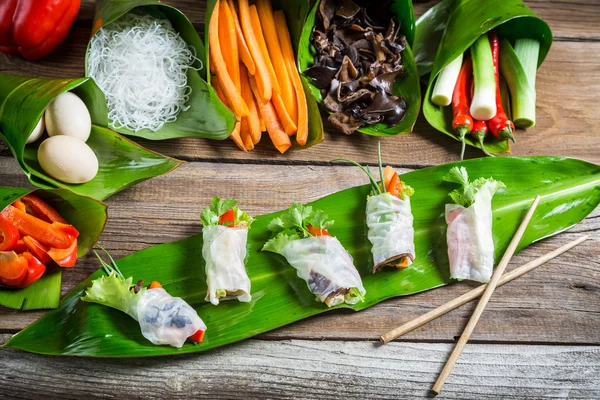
[81,272,145,320]
[201,196,254,228]
[443,166,505,207]
[262,230,301,255]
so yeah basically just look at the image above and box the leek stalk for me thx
[431,53,464,106]
[499,39,537,128]
[470,35,497,120]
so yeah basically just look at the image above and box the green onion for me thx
[499,39,537,128]
[500,75,512,120]
[470,34,497,121]
[431,52,463,106]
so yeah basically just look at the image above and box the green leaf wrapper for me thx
[0,187,107,310]
[5,156,599,356]
[415,0,553,154]
[88,0,236,141]
[0,74,181,200]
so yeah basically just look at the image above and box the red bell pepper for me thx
[189,329,205,343]
[219,209,236,227]
[149,281,162,289]
[307,225,331,237]
[17,252,46,288]
[13,239,27,254]
[0,0,81,60]
[0,215,19,251]
[20,194,67,224]
[11,199,26,212]
[22,236,51,264]
[0,251,28,287]
[386,172,404,198]
[1,205,73,249]
[47,238,78,267]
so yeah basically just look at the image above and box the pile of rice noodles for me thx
[87,13,200,132]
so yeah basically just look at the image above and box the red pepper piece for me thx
[386,172,404,198]
[20,194,67,224]
[307,225,331,237]
[0,0,81,60]
[452,55,474,160]
[17,252,46,288]
[47,239,78,267]
[13,239,27,254]
[471,120,494,157]
[11,199,26,212]
[149,281,162,289]
[22,236,51,264]
[488,31,515,142]
[1,205,73,249]
[52,222,79,240]
[219,209,236,227]
[0,251,28,287]
[0,215,19,251]
[189,329,205,343]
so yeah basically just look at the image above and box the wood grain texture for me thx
[1,160,598,345]
[1,337,599,399]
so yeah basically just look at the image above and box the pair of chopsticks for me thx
[379,195,590,394]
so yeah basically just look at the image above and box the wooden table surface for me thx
[1,0,599,398]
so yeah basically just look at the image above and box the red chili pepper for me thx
[452,55,474,160]
[22,236,51,264]
[307,225,331,237]
[488,31,515,142]
[386,172,404,198]
[0,251,28,287]
[0,0,81,60]
[189,329,205,343]
[47,238,78,267]
[20,194,67,224]
[1,205,73,249]
[17,252,46,288]
[471,120,494,157]
[0,215,19,251]
[218,209,236,227]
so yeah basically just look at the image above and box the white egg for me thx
[38,136,98,184]
[45,92,92,142]
[26,115,45,144]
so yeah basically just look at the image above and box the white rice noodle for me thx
[87,13,201,132]
[280,236,366,307]
[202,225,252,305]
[135,288,207,348]
[366,192,415,272]
[445,181,498,283]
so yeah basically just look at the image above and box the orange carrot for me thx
[218,0,240,91]
[212,75,228,105]
[240,118,254,150]
[250,76,291,154]
[240,65,262,144]
[209,3,249,117]
[272,91,297,135]
[248,4,281,96]
[214,75,247,152]
[274,10,308,146]
[230,122,247,151]
[238,0,272,104]
[256,0,297,123]
[258,112,266,132]
[227,0,256,75]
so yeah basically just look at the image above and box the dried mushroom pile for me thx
[304,0,408,134]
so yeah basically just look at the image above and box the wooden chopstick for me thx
[380,234,589,344]
[432,195,541,394]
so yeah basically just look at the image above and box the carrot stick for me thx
[227,0,256,75]
[274,11,308,146]
[212,75,228,105]
[256,0,297,123]
[240,118,254,150]
[240,65,262,144]
[214,75,247,152]
[238,0,272,104]
[272,91,297,135]
[209,3,249,117]
[230,122,247,151]
[250,76,291,154]
[248,5,280,96]
[218,0,240,91]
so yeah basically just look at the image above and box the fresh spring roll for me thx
[262,203,365,307]
[200,197,254,305]
[367,166,416,272]
[82,250,206,348]
[443,167,505,283]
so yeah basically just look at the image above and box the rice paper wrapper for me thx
[281,236,366,306]
[445,182,499,283]
[202,225,251,305]
[366,193,415,271]
[136,288,207,348]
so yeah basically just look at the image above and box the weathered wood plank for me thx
[1,160,598,345]
[1,337,599,399]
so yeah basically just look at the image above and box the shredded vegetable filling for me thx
[87,13,201,132]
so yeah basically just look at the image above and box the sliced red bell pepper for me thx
[0,251,28,287]
[17,252,46,288]
[149,281,162,289]
[13,239,27,254]
[1,205,73,249]
[189,329,205,343]
[47,238,78,267]
[0,0,81,60]
[386,172,404,198]
[219,209,236,227]
[22,236,51,264]
[307,225,331,237]
[0,215,19,251]
[20,194,67,224]
[11,199,26,212]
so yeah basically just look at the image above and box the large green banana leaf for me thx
[204,0,324,150]
[0,73,181,201]
[5,156,599,357]
[415,0,553,155]
[297,0,421,137]
[87,0,236,141]
[0,187,107,310]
